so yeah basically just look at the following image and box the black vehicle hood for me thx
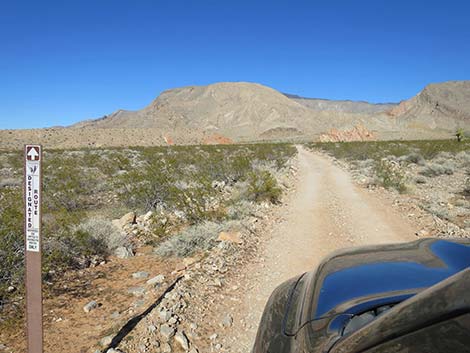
[310,238,470,320]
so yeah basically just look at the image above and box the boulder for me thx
[114,246,134,259]
[112,212,136,229]
[174,331,190,350]
[147,274,165,285]
[160,324,175,341]
[132,271,149,279]
[127,287,146,297]
[83,300,98,313]
[217,231,242,244]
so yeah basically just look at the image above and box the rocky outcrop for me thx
[319,125,376,142]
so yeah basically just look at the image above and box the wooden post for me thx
[24,145,43,353]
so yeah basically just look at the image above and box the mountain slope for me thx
[0,81,469,149]
[390,81,470,130]
[75,82,362,139]
[284,94,398,114]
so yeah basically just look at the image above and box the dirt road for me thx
[224,146,418,352]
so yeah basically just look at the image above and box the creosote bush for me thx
[419,163,454,177]
[375,159,408,193]
[246,170,282,203]
[72,218,129,252]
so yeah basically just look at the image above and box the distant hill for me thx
[389,81,470,130]
[284,93,398,114]
[1,81,469,149]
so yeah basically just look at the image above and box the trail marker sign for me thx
[24,144,43,353]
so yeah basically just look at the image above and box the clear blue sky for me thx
[1,0,470,129]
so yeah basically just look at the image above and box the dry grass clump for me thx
[154,221,240,257]
[419,163,455,177]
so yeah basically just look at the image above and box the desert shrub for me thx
[154,221,225,257]
[0,189,24,305]
[405,152,425,165]
[456,151,470,168]
[226,200,255,220]
[419,163,454,177]
[464,177,470,196]
[118,158,177,211]
[414,175,427,184]
[375,159,408,193]
[72,218,129,251]
[245,170,282,203]
[311,140,470,161]
[423,203,450,221]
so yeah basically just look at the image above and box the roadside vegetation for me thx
[308,139,470,232]
[0,143,296,315]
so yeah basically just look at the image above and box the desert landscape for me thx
[1,80,469,150]
[0,79,469,352]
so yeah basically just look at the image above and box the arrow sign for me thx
[26,147,40,161]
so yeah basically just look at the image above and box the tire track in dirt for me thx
[226,146,418,352]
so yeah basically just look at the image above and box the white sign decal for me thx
[25,145,41,252]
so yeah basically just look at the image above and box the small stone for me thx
[132,271,149,279]
[160,324,175,341]
[146,275,165,285]
[209,333,218,341]
[100,335,113,347]
[133,299,146,307]
[114,246,134,259]
[161,343,172,353]
[106,349,123,353]
[217,231,242,244]
[143,211,153,221]
[215,343,222,349]
[110,311,120,319]
[83,300,98,313]
[168,316,177,325]
[148,324,157,333]
[174,331,190,350]
[159,309,172,322]
[127,287,146,297]
[7,286,15,293]
[222,314,233,327]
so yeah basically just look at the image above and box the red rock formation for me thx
[319,125,376,142]
[202,133,234,145]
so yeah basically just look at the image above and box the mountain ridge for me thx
[1,80,469,149]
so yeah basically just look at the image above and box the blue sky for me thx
[1,0,470,129]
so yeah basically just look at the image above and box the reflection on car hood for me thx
[311,239,470,319]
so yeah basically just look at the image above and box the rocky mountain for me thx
[72,82,369,141]
[284,94,398,114]
[389,81,470,130]
[0,81,469,149]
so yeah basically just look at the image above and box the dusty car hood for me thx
[295,238,470,353]
[309,238,470,319]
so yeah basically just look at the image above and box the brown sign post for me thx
[24,145,43,353]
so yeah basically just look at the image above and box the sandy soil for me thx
[223,146,418,352]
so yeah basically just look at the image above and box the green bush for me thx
[375,159,408,193]
[246,170,282,203]
[0,189,24,306]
